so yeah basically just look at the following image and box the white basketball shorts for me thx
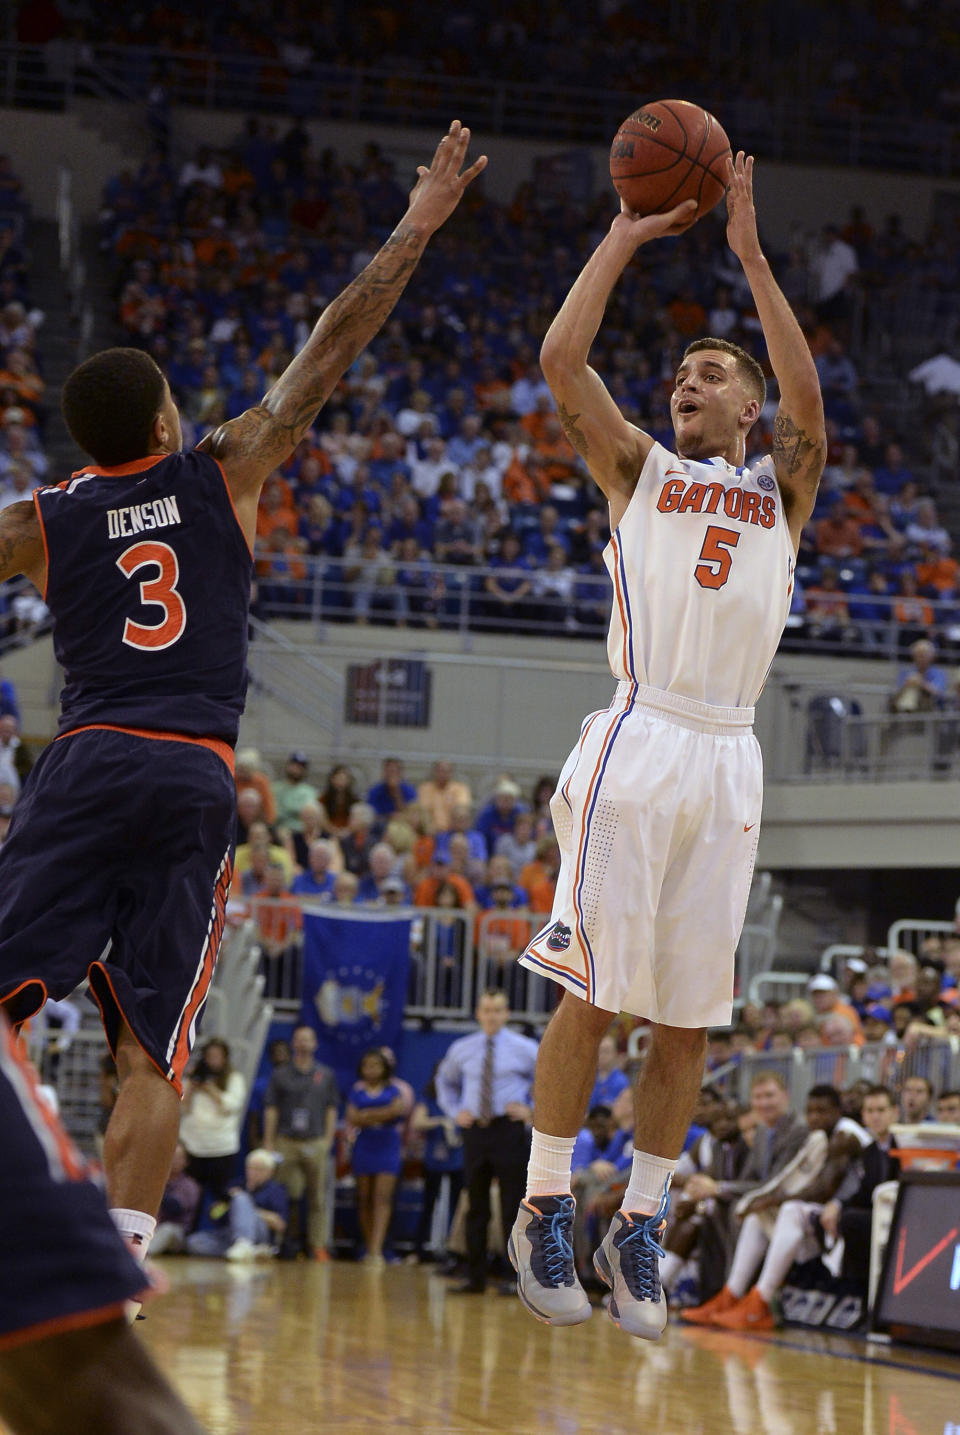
[518,680,762,1028]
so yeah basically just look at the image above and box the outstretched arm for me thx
[726,153,826,548]
[539,199,696,526]
[199,121,486,543]
[0,499,45,590]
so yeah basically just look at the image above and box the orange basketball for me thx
[609,100,731,222]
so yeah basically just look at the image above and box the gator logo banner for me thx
[300,912,411,1090]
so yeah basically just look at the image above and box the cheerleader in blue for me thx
[346,1049,406,1266]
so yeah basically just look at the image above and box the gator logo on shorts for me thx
[757,474,776,491]
[546,921,572,952]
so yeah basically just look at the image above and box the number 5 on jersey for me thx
[117,540,187,650]
[695,525,740,591]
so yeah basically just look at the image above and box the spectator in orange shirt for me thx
[892,571,935,631]
[667,288,707,338]
[816,498,863,559]
[476,880,534,978]
[252,862,303,1000]
[916,541,959,596]
[417,760,472,834]
[519,837,561,915]
[807,975,864,1044]
[502,448,549,506]
[843,470,878,524]
[256,475,298,542]
[804,567,853,642]
[414,854,474,910]
[519,392,556,444]
[534,414,581,491]
[236,748,278,826]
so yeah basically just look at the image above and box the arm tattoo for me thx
[557,401,589,458]
[772,412,826,495]
[213,224,427,470]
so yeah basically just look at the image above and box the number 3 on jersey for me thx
[695,525,740,591]
[117,540,187,650]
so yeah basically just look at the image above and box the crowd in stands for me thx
[18,0,960,136]
[0,154,49,647]
[228,750,561,1001]
[96,123,960,654]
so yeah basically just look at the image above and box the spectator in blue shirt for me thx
[475,778,528,858]
[185,1149,289,1259]
[366,758,416,819]
[436,990,538,1293]
[291,840,337,901]
[890,638,948,712]
[433,803,487,871]
[0,669,18,721]
[589,1033,630,1110]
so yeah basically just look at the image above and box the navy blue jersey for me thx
[35,450,252,744]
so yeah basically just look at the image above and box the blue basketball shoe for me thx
[508,1194,592,1326]
[592,1187,670,1340]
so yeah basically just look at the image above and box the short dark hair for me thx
[864,1085,895,1103]
[357,1046,392,1081]
[682,337,767,407]
[807,1083,841,1107]
[62,347,167,466]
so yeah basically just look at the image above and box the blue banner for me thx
[299,912,411,1090]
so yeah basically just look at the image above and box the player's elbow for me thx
[539,334,579,384]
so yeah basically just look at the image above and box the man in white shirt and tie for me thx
[436,990,539,1293]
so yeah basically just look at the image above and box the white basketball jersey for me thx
[603,441,795,708]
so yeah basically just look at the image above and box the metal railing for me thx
[768,673,960,784]
[237,878,778,1029]
[887,919,957,959]
[708,1037,960,1110]
[252,550,960,659]
[3,42,960,175]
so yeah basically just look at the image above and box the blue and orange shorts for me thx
[0,725,236,1094]
[0,1013,145,1349]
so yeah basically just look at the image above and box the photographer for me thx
[179,1038,247,1218]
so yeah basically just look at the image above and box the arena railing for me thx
[766,673,960,784]
[711,1038,960,1110]
[251,551,960,659]
[887,918,957,959]
[235,886,777,1030]
[3,42,959,176]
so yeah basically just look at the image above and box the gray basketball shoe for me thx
[592,1188,670,1340]
[508,1194,592,1326]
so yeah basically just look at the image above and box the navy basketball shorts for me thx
[0,726,237,1094]
[0,1013,145,1350]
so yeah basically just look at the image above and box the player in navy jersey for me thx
[0,1011,208,1435]
[0,122,485,1265]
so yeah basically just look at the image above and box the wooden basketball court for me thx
[122,1260,958,1434]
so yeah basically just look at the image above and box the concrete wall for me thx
[7,100,960,246]
[9,622,953,870]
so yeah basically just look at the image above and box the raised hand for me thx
[610,196,698,248]
[725,151,762,263]
[406,120,488,236]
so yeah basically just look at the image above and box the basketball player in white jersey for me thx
[508,153,825,1337]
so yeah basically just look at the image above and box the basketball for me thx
[609,99,731,223]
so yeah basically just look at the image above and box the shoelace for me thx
[617,1191,669,1301]
[538,1196,577,1286]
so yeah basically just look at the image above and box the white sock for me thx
[726,1211,769,1299]
[110,1207,157,1263]
[525,1130,577,1198]
[620,1150,676,1217]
